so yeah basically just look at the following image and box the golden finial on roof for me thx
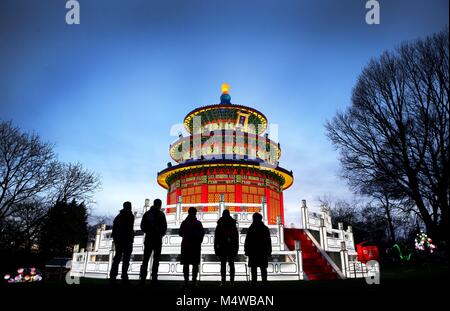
[221,83,230,94]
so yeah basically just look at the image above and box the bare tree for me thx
[326,28,449,243]
[0,122,60,223]
[51,162,101,204]
[316,194,360,227]
[315,193,335,210]
[0,121,101,255]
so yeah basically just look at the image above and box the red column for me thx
[235,184,242,212]
[201,184,208,203]
[264,188,272,224]
[201,184,208,211]
[280,191,285,225]
[166,190,172,213]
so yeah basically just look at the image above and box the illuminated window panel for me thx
[224,193,235,202]
[214,193,221,202]
[208,193,215,202]
[246,194,252,203]
[208,193,221,203]
[247,206,258,213]
[217,185,226,193]
[169,192,177,204]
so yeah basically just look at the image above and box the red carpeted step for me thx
[302,258,324,265]
[284,228,339,281]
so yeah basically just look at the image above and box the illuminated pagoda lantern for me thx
[71,85,372,281]
[157,83,293,225]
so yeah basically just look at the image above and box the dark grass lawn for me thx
[1,264,448,309]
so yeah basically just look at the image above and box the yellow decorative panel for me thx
[208,193,215,202]
[217,185,226,193]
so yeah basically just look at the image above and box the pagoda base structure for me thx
[70,199,377,281]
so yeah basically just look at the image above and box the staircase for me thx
[284,228,339,280]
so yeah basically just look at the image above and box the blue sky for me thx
[0,0,448,225]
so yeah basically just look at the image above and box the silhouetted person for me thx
[214,209,239,285]
[110,201,135,284]
[244,212,272,286]
[179,207,205,286]
[140,199,167,284]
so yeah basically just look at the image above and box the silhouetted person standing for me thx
[214,209,239,286]
[179,207,205,286]
[140,199,167,284]
[110,201,135,284]
[244,212,272,286]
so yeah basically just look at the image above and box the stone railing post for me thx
[300,200,308,229]
[320,206,331,229]
[295,240,303,280]
[143,198,150,213]
[176,195,182,226]
[71,244,79,275]
[338,222,345,244]
[277,216,284,251]
[340,241,349,278]
[198,205,204,221]
[94,227,101,251]
[319,217,328,251]
[107,247,114,279]
[347,225,353,244]
[262,197,268,224]
[219,193,225,217]
[82,249,88,278]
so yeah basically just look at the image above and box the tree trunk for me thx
[382,197,396,243]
